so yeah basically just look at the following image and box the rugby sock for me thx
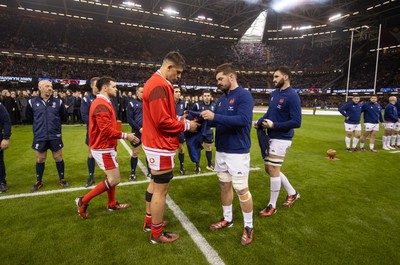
[130,156,138,175]
[107,186,116,206]
[222,204,233,222]
[269,176,281,208]
[87,157,95,179]
[82,179,110,204]
[151,222,164,239]
[360,142,365,149]
[145,213,152,226]
[206,150,212,166]
[243,211,253,229]
[352,138,359,148]
[370,143,375,150]
[178,153,184,168]
[280,172,296,196]
[386,136,391,147]
[391,135,396,146]
[345,137,351,148]
[382,136,387,147]
[397,135,400,146]
[55,160,65,180]
[36,162,45,182]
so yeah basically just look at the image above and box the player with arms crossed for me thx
[174,87,188,175]
[201,63,255,246]
[141,51,198,244]
[254,66,302,217]
[75,76,139,219]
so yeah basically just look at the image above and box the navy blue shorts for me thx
[203,133,214,144]
[32,139,64,152]
[131,129,142,147]
[178,132,186,144]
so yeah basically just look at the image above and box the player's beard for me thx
[274,78,284,89]
[219,82,230,93]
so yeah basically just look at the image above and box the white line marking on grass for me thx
[166,194,225,265]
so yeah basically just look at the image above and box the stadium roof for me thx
[3,0,400,43]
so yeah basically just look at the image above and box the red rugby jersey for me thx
[89,94,123,150]
[142,70,185,151]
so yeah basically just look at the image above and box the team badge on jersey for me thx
[279,98,284,104]
[229,98,235,104]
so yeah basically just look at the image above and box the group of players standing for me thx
[0,51,303,247]
[339,95,400,152]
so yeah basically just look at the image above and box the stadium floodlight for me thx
[163,8,179,15]
[197,15,206,20]
[272,0,328,12]
[282,25,292,29]
[122,1,141,8]
[299,25,312,30]
[329,13,341,21]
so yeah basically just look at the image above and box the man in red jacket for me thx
[75,76,138,219]
[142,51,198,244]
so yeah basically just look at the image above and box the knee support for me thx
[145,191,153,203]
[265,157,284,167]
[238,191,252,203]
[153,171,173,184]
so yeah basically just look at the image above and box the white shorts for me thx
[91,149,118,171]
[394,122,400,132]
[142,145,175,171]
[214,152,250,190]
[364,123,380,132]
[268,139,292,157]
[383,123,395,130]
[344,123,361,132]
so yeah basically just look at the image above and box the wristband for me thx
[121,132,127,139]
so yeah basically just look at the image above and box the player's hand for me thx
[253,121,259,129]
[126,133,139,143]
[188,120,200,132]
[262,119,274,128]
[201,110,214,121]
[0,139,9,150]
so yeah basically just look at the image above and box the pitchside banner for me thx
[381,26,400,47]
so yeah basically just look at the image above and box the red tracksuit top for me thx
[89,94,122,150]
[142,70,185,151]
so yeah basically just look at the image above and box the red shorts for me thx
[142,145,175,171]
[91,149,118,170]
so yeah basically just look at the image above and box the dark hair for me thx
[96,76,116,91]
[274,66,291,79]
[163,51,186,68]
[215,63,237,77]
[90,76,100,86]
[202,89,212,95]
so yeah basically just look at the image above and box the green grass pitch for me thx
[0,113,399,265]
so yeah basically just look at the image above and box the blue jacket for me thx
[211,86,253,154]
[384,104,398,123]
[26,96,67,141]
[339,101,362,124]
[193,101,216,135]
[176,99,186,116]
[361,101,383,124]
[127,98,143,131]
[257,86,302,140]
[80,93,96,125]
[0,103,11,141]
[396,101,400,119]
